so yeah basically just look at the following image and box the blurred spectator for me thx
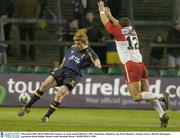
[38,0,47,18]
[167,23,180,68]
[107,0,122,18]
[81,0,93,12]
[72,0,81,20]
[72,0,93,21]
[59,18,78,41]
[80,10,106,64]
[58,18,78,62]
[80,10,105,42]
[16,0,41,60]
[150,34,164,65]
[174,0,180,24]
[167,24,180,43]
[39,0,56,21]
[0,0,14,56]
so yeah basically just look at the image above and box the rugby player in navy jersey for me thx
[18,32,101,122]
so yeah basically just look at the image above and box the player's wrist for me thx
[100,11,105,15]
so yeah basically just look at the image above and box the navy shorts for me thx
[51,67,81,91]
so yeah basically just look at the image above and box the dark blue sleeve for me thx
[88,48,99,63]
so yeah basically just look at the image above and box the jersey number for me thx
[126,36,139,50]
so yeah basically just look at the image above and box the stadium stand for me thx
[107,67,123,75]
[0,65,16,73]
[177,70,180,77]
[87,67,103,75]
[34,66,51,74]
[133,0,172,21]
[160,69,177,77]
[0,0,179,77]
[17,66,34,73]
[148,69,159,77]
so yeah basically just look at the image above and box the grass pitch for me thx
[0,107,179,131]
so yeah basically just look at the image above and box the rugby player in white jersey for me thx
[98,0,170,128]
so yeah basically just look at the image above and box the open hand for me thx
[98,1,105,12]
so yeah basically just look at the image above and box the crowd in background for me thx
[0,0,179,70]
[0,0,41,61]
[150,0,180,69]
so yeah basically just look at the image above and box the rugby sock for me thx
[45,101,61,118]
[26,89,44,108]
[148,100,164,118]
[141,92,164,100]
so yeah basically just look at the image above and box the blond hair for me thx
[73,32,89,45]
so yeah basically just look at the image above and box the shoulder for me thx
[88,47,98,58]
[88,47,95,53]
[105,22,122,35]
[66,46,76,52]
[105,22,121,28]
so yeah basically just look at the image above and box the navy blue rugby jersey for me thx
[63,46,99,76]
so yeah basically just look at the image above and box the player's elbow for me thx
[104,26,114,35]
[102,20,109,26]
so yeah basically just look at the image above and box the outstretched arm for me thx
[98,1,109,25]
[98,1,121,36]
[88,50,102,69]
[105,7,120,26]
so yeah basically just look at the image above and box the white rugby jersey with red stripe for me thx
[105,22,142,64]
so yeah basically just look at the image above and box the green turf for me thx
[0,107,179,131]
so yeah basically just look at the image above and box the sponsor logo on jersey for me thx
[121,29,129,34]
[69,55,80,64]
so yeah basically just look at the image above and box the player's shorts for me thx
[123,61,148,84]
[51,67,81,91]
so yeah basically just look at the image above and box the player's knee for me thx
[42,78,54,87]
[40,82,49,90]
[57,86,69,97]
